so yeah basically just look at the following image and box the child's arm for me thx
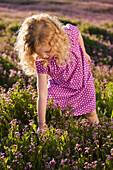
[78,32,91,64]
[37,73,48,129]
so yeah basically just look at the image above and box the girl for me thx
[15,13,99,134]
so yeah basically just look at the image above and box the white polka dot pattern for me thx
[35,24,96,116]
[35,60,49,74]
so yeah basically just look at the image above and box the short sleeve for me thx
[35,60,48,74]
[66,24,79,41]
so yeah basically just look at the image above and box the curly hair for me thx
[15,13,71,76]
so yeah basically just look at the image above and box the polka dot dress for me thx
[35,24,96,116]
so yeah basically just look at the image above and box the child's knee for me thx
[85,109,97,118]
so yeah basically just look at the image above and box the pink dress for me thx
[35,24,96,116]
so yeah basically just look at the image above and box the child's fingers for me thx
[88,59,91,64]
[37,127,48,137]
[86,55,91,64]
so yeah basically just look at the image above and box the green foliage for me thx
[9,24,20,33]
[101,22,113,28]
[95,81,113,119]
[82,25,113,44]
[0,22,7,30]
[60,18,81,26]
[82,25,107,36]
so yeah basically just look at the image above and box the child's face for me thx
[36,45,55,59]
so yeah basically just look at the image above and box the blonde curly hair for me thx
[15,13,71,76]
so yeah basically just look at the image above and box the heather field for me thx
[0,0,113,169]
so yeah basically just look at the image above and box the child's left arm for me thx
[78,32,91,64]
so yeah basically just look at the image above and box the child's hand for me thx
[84,53,91,64]
[37,123,48,136]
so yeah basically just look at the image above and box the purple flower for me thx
[52,116,55,119]
[110,148,113,156]
[74,147,77,150]
[0,152,5,156]
[94,140,99,144]
[49,158,56,166]
[78,148,82,151]
[56,129,60,134]
[85,147,90,150]
[66,110,70,114]
[43,154,47,158]
[106,155,112,160]
[29,119,34,125]
[60,158,68,165]
[102,163,105,166]
[14,132,20,136]
[66,153,69,156]
[64,114,68,117]
[30,142,34,146]
[29,164,32,168]
[76,143,80,147]
[107,134,111,138]
[94,161,97,164]
[18,120,22,125]
[84,165,87,169]
[27,162,32,168]
[84,162,88,165]
[28,149,32,152]
[9,119,17,125]
[92,132,98,139]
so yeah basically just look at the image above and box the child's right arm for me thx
[78,32,91,64]
[37,73,48,130]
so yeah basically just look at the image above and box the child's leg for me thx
[85,109,99,125]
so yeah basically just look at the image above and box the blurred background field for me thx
[0,0,113,23]
[0,0,113,169]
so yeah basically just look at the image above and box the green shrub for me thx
[0,23,6,30]
[95,81,113,119]
[9,24,20,33]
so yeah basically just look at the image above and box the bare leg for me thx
[85,109,99,125]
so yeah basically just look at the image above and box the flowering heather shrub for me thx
[94,80,113,119]
[0,80,37,138]
[82,25,113,44]
[82,35,113,66]
[91,64,113,83]
[0,114,113,169]
[0,17,113,169]
[0,53,19,91]
[0,43,37,92]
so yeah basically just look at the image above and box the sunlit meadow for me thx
[0,0,113,169]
